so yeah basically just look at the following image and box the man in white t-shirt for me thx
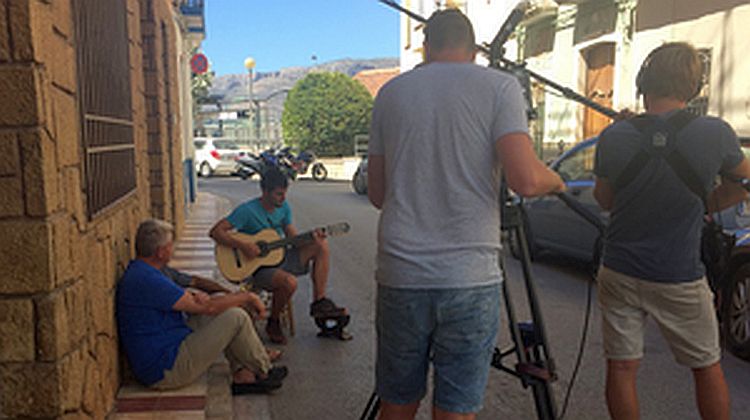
[368,8,564,420]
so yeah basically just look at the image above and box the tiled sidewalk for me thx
[113,193,234,419]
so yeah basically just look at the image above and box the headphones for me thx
[635,44,703,101]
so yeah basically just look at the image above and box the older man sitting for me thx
[116,219,287,394]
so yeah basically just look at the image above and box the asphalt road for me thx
[199,177,750,420]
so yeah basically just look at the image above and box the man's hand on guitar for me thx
[239,241,261,259]
[313,228,327,243]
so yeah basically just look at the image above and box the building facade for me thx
[398,0,750,156]
[0,0,203,417]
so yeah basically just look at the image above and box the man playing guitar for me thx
[210,167,347,344]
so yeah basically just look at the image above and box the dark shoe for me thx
[231,376,282,395]
[310,297,347,318]
[267,365,288,382]
[266,318,287,345]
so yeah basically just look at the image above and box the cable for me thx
[556,266,594,420]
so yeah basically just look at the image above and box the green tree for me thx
[282,72,373,156]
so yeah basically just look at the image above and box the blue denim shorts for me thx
[376,283,502,414]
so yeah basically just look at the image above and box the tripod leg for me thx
[359,391,380,420]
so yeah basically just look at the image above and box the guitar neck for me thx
[264,231,314,251]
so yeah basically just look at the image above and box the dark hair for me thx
[635,42,703,102]
[260,167,288,192]
[423,8,475,53]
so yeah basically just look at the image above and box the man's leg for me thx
[297,239,329,300]
[155,308,271,389]
[379,402,420,420]
[597,267,647,420]
[605,359,640,420]
[260,269,297,344]
[376,285,432,420]
[431,284,501,419]
[432,406,475,420]
[692,362,730,420]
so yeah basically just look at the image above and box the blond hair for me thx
[636,42,703,102]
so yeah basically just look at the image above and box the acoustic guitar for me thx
[216,222,351,283]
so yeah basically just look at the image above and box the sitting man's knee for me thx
[608,359,640,373]
[225,306,252,324]
[284,274,298,293]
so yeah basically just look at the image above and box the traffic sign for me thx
[190,53,209,74]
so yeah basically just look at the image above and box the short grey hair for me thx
[135,219,174,257]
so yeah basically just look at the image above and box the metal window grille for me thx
[74,0,136,217]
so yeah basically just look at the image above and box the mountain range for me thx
[208,57,398,115]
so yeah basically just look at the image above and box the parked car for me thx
[512,136,750,360]
[194,138,242,177]
[352,156,368,195]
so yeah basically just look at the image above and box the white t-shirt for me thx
[369,62,529,289]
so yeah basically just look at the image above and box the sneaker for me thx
[310,297,347,318]
[231,376,282,395]
[266,318,287,345]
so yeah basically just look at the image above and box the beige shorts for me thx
[597,266,721,368]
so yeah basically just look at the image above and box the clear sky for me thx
[201,0,401,76]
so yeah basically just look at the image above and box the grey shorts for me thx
[250,248,309,290]
[597,266,721,368]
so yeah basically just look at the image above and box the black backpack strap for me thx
[613,109,702,204]
[611,115,654,191]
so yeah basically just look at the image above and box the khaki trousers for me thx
[154,307,270,389]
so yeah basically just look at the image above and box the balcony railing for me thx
[180,0,204,16]
[179,0,205,34]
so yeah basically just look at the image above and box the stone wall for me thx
[0,0,187,418]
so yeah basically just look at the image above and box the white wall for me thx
[632,4,750,136]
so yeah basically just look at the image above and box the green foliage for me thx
[282,72,373,156]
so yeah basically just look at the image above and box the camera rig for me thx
[360,2,615,419]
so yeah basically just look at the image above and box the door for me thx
[583,43,614,140]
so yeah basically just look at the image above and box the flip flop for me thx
[266,348,283,362]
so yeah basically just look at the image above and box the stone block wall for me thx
[0,0,188,418]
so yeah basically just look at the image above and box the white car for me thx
[194,138,241,177]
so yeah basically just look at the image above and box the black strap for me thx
[612,110,703,206]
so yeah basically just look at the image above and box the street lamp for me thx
[244,57,256,142]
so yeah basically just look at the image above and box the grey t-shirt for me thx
[594,113,743,282]
[369,62,529,289]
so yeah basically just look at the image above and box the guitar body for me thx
[215,229,286,283]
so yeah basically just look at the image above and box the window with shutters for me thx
[73,0,136,217]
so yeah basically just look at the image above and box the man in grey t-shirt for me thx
[594,42,750,420]
[367,9,564,419]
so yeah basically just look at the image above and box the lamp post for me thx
[243,56,256,142]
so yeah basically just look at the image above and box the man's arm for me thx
[594,177,615,210]
[367,154,385,209]
[284,224,299,238]
[210,218,259,259]
[707,158,750,213]
[497,133,565,197]
[190,275,232,294]
[172,289,265,317]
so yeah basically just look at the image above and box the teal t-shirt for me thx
[226,197,292,237]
